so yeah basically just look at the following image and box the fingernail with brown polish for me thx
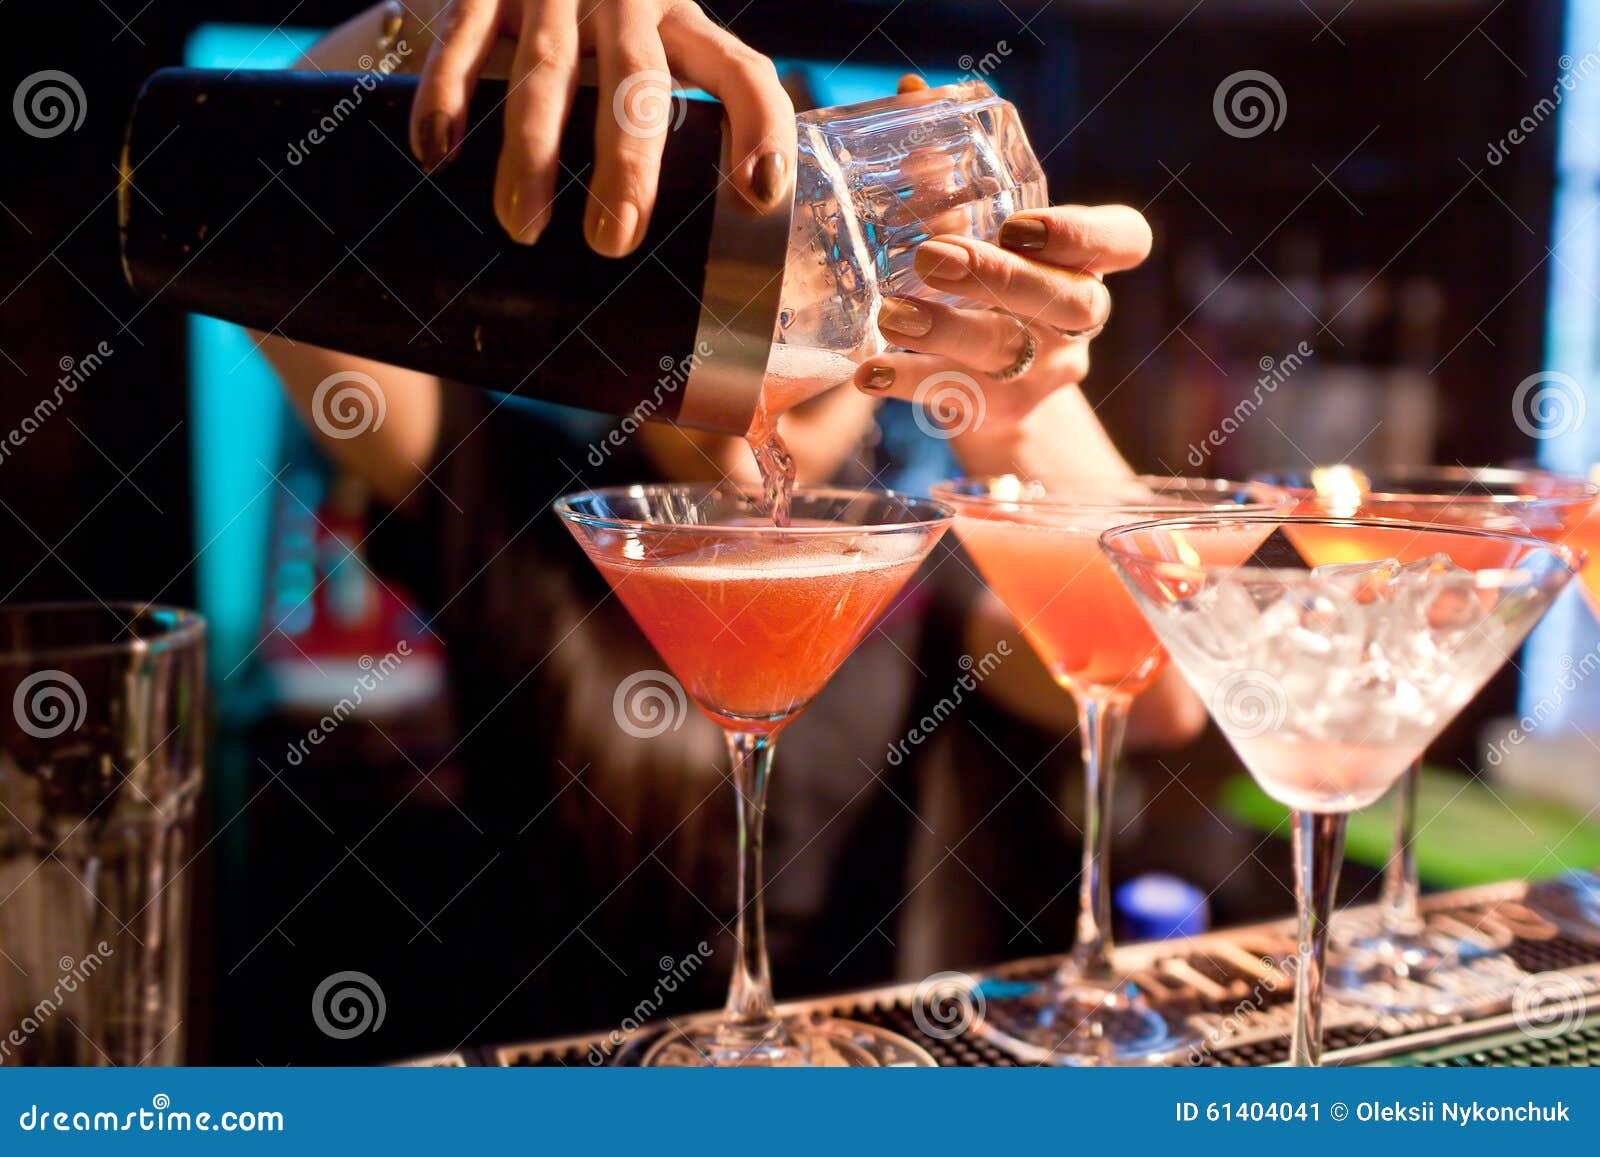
[915,240,971,282]
[418,112,454,170]
[858,366,896,393]
[879,297,933,338]
[752,152,787,206]
[506,183,546,245]
[588,201,641,257]
[1000,218,1048,252]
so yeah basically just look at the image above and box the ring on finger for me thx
[990,320,1037,382]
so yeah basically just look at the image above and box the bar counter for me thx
[394,877,1600,1069]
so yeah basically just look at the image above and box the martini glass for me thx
[1253,466,1598,1012]
[1102,516,1581,1065]
[929,475,1292,1065]
[556,485,951,1067]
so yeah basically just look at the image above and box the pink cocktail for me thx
[931,475,1290,1066]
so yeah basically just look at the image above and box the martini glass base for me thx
[1525,873,1600,946]
[1327,928,1517,1016]
[639,1014,938,1067]
[973,975,1199,1066]
[1327,930,1460,1015]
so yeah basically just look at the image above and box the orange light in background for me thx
[1309,464,1371,518]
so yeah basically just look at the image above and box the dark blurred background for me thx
[5,0,1599,1063]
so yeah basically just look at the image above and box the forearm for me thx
[255,336,442,506]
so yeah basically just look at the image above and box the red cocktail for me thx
[558,485,951,1067]
[583,524,926,732]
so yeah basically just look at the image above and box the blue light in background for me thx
[186,24,322,72]
[1527,0,1600,731]
[783,61,976,105]
[184,25,320,702]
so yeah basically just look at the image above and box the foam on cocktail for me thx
[635,535,925,580]
[587,529,926,730]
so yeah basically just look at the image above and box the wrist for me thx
[950,383,1134,483]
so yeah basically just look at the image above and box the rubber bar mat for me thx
[485,937,1598,1067]
[452,889,1600,1068]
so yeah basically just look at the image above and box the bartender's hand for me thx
[410,0,795,255]
[853,201,1150,478]
[848,78,1150,480]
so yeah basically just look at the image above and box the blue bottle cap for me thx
[1116,873,1209,942]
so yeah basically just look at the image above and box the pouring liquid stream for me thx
[745,346,859,528]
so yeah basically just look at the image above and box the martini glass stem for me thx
[1060,692,1129,986]
[1378,761,1424,937]
[717,730,787,1050]
[1289,810,1348,1067]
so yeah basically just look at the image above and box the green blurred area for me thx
[1221,766,1600,886]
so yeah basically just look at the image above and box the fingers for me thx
[660,4,795,211]
[587,5,671,256]
[850,337,1090,404]
[850,352,976,406]
[877,296,1031,376]
[410,0,501,169]
[494,0,582,244]
[995,204,1154,274]
[915,238,1112,333]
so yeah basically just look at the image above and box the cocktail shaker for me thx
[120,69,1044,434]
